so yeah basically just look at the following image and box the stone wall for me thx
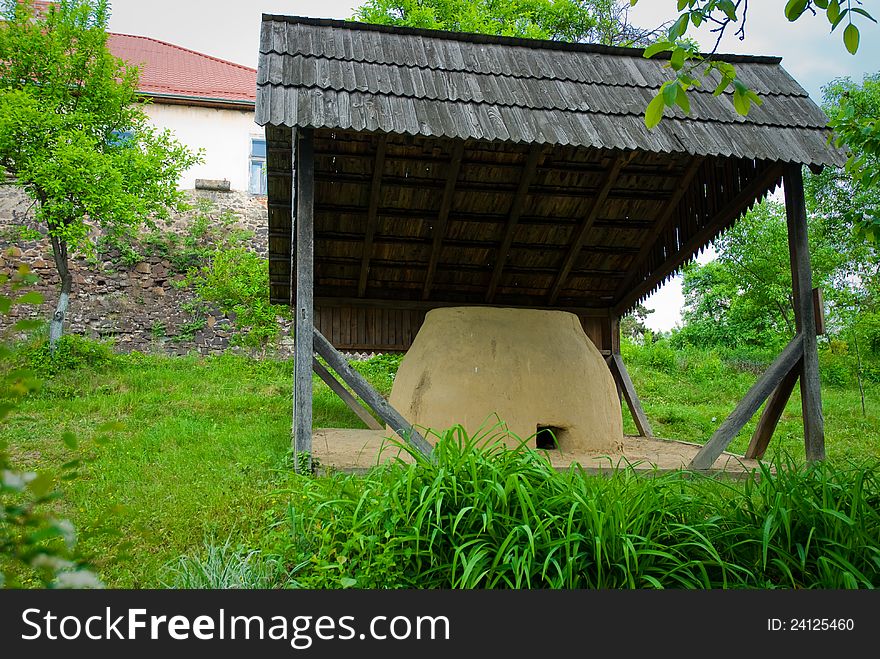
[0,184,290,356]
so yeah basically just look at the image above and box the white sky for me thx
[107,1,879,331]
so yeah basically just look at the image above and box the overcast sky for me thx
[107,1,879,331]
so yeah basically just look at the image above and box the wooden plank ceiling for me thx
[267,127,782,314]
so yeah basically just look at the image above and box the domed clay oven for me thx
[388,307,624,454]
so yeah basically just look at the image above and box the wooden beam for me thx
[688,334,804,470]
[745,358,801,460]
[784,164,825,462]
[547,153,630,305]
[293,127,315,471]
[423,142,465,300]
[486,145,543,303]
[312,296,612,316]
[312,328,434,459]
[614,162,785,317]
[357,135,388,298]
[607,353,653,438]
[613,157,705,301]
[312,358,383,431]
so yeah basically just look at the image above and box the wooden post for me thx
[293,128,315,471]
[784,164,826,462]
[312,358,383,431]
[689,335,804,470]
[313,328,434,459]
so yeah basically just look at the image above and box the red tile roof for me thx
[107,33,257,105]
[30,2,256,105]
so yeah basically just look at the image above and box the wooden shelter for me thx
[255,15,848,470]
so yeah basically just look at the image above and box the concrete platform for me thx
[311,428,765,478]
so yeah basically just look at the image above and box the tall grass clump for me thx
[281,429,880,589]
[162,540,284,589]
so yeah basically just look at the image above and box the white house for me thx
[107,32,264,194]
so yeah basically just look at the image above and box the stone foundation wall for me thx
[0,185,292,356]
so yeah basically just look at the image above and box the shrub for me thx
[21,334,116,377]
[185,246,289,349]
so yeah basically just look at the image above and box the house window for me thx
[249,137,267,195]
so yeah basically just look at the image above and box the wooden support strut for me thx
[312,358,383,431]
[745,357,802,460]
[547,153,631,305]
[784,164,826,462]
[423,142,465,300]
[313,328,434,459]
[358,135,388,298]
[293,128,315,470]
[486,145,543,303]
[607,353,653,438]
[688,334,804,470]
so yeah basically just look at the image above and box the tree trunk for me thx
[48,234,72,353]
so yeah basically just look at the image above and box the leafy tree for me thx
[632,1,876,128]
[354,0,660,45]
[620,303,653,340]
[0,0,199,350]
[820,73,880,237]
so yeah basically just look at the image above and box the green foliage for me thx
[676,197,876,351]
[0,268,101,588]
[282,428,880,588]
[633,0,876,128]
[185,246,288,349]
[142,201,248,274]
[0,223,42,243]
[20,334,116,377]
[354,0,657,44]
[0,0,200,250]
[821,73,880,238]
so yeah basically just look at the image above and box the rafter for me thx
[422,142,465,300]
[357,135,388,298]
[614,162,785,317]
[485,145,543,303]
[613,157,705,302]
[546,153,631,305]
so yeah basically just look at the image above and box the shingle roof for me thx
[256,15,846,167]
[108,33,256,105]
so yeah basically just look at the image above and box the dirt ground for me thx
[311,428,764,476]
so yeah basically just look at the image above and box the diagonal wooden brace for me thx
[313,358,383,431]
[689,334,804,470]
[312,328,434,459]
[606,353,653,438]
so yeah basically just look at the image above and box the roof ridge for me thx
[108,32,256,74]
[261,14,784,66]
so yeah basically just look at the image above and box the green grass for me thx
[621,342,880,462]
[1,340,878,588]
[285,430,880,589]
